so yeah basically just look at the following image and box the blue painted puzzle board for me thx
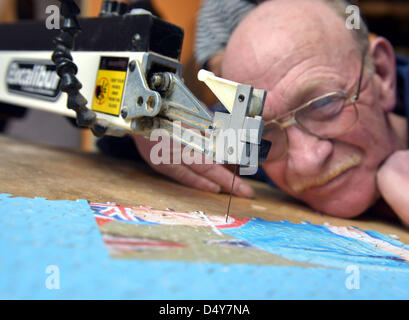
[1,193,409,299]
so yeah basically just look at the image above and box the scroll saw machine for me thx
[0,1,270,211]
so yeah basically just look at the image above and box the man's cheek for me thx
[352,102,393,154]
[335,120,386,169]
[261,162,294,194]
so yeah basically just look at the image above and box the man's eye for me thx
[308,97,344,120]
[313,97,333,108]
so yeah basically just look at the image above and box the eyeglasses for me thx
[262,53,365,162]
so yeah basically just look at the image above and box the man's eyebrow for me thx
[285,79,327,109]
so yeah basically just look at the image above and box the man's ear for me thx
[369,37,397,112]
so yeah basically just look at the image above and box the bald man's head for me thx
[221,0,402,218]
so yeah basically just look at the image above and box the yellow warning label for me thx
[92,58,128,116]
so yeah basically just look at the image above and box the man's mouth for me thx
[291,153,362,193]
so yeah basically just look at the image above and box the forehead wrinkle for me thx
[266,64,347,120]
[235,21,341,88]
[226,0,358,78]
[245,34,264,81]
[284,79,332,111]
[238,42,321,95]
[281,67,347,105]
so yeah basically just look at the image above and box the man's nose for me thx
[286,126,333,175]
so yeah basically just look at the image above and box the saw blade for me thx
[225,164,238,223]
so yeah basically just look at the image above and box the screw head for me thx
[129,61,136,72]
[121,107,128,118]
[151,74,162,88]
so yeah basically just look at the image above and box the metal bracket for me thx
[162,73,214,131]
[213,84,265,168]
[121,59,162,119]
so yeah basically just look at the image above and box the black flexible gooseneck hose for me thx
[51,0,107,137]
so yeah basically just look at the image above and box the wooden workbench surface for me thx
[1,134,408,243]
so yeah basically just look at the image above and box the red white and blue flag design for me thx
[90,203,158,226]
